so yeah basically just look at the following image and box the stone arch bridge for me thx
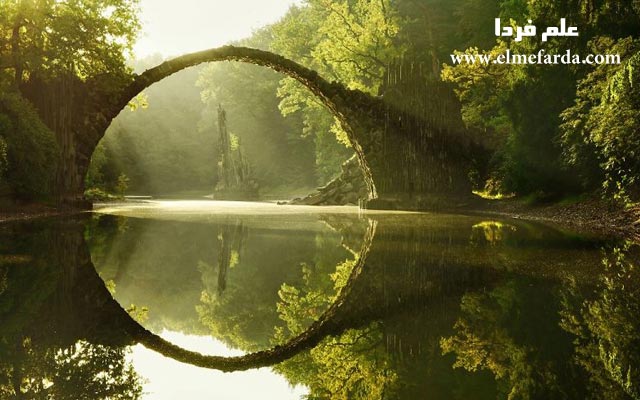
[24,46,484,210]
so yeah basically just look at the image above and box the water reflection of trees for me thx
[560,244,640,400]
[195,218,361,352]
[270,216,504,399]
[29,213,637,399]
[0,339,141,400]
[440,280,571,399]
[0,221,143,399]
[439,244,640,400]
[276,323,395,400]
[265,217,630,399]
[272,255,399,399]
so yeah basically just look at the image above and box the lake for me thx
[0,200,638,399]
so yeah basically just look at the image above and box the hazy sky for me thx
[129,330,308,399]
[134,0,302,58]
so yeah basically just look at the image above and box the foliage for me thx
[440,279,575,400]
[0,91,57,199]
[195,228,352,352]
[560,244,640,399]
[274,256,399,399]
[442,0,640,198]
[197,31,319,190]
[442,8,575,195]
[269,0,403,184]
[0,0,141,202]
[0,0,140,85]
[275,76,352,183]
[272,0,400,93]
[116,173,130,198]
[1,0,638,205]
[84,187,119,202]
[278,325,397,400]
[0,338,143,400]
[85,142,108,190]
[0,223,143,399]
[87,215,219,335]
[92,59,217,195]
[125,304,149,324]
[441,282,534,399]
[561,38,640,202]
[275,259,354,340]
[441,42,517,151]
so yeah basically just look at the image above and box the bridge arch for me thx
[84,220,379,372]
[100,45,378,200]
[44,45,478,209]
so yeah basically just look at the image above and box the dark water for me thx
[1,200,639,399]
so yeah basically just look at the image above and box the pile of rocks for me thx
[290,156,368,206]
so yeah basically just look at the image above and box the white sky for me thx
[129,330,308,399]
[133,0,303,58]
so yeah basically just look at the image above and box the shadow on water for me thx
[1,208,639,399]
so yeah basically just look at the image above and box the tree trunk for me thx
[20,75,93,209]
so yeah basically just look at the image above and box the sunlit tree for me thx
[0,0,140,86]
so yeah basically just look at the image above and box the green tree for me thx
[196,228,351,351]
[0,91,57,199]
[270,0,403,184]
[440,279,579,400]
[93,58,218,196]
[273,256,400,399]
[115,173,129,198]
[197,29,318,192]
[561,38,640,202]
[442,0,640,198]
[0,0,140,203]
[0,0,140,86]
[272,0,401,93]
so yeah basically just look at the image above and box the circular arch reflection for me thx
[93,219,377,371]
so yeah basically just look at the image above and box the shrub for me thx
[0,92,58,200]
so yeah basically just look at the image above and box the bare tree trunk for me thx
[217,104,235,189]
[216,224,231,295]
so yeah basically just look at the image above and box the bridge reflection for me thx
[1,212,634,399]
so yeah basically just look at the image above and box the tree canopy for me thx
[0,0,140,85]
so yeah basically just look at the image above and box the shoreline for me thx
[0,203,82,224]
[468,197,639,241]
[2,198,638,242]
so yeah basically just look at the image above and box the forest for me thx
[0,0,639,207]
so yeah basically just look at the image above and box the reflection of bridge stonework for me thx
[51,216,494,372]
[32,215,599,372]
[26,46,483,209]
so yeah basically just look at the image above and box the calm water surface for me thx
[1,200,638,399]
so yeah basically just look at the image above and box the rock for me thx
[344,192,359,204]
[339,183,354,194]
[289,154,368,206]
